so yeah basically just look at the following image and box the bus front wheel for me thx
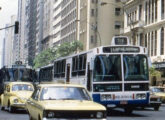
[124,107,133,115]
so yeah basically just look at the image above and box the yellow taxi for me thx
[0,82,34,112]
[150,86,165,103]
[26,83,106,120]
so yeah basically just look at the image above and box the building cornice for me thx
[144,19,165,30]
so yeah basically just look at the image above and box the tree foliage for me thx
[33,48,56,69]
[149,67,161,77]
[57,40,83,57]
[33,40,83,68]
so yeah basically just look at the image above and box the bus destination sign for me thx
[103,46,140,53]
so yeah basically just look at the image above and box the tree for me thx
[33,48,56,68]
[57,40,83,57]
[33,40,83,68]
[149,67,161,77]
[149,67,161,86]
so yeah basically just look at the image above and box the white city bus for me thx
[43,36,150,113]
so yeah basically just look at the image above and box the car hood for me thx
[155,93,165,97]
[40,100,106,111]
[11,91,33,99]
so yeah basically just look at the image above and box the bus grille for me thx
[124,83,149,91]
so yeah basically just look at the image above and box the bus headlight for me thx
[141,94,146,99]
[101,95,107,101]
[96,112,103,118]
[136,94,146,99]
[101,94,112,101]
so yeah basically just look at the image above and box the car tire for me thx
[29,114,33,120]
[1,106,5,110]
[154,106,159,111]
[124,108,133,115]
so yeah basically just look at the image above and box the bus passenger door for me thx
[66,64,70,83]
[87,63,92,92]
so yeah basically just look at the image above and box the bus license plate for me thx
[120,101,128,105]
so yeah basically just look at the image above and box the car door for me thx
[3,84,10,107]
[27,87,41,120]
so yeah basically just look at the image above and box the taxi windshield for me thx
[40,87,91,101]
[12,84,33,91]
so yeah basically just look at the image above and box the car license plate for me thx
[120,101,128,105]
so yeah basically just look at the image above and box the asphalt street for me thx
[0,104,165,120]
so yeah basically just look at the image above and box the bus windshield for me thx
[4,68,34,82]
[93,55,121,82]
[123,55,149,81]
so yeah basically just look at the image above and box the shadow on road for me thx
[2,109,27,114]
[107,109,148,117]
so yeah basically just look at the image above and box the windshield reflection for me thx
[12,84,33,91]
[4,68,34,82]
[40,87,91,101]
[123,55,149,81]
[93,55,121,82]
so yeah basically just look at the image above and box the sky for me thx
[0,0,18,68]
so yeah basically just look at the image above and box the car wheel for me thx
[8,103,15,113]
[124,108,133,115]
[154,106,159,111]
[29,114,33,120]
[1,106,5,110]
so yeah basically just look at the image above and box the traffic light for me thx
[14,21,19,34]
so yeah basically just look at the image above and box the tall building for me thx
[26,0,37,66]
[124,0,165,85]
[17,0,27,64]
[52,0,124,50]
[4,15,17,67]
[24,0,124,66]
[36,0,44,55]
[25,0,53,65]
[36,0,53,51]
[52,0,77,46]
[79,0,124,50]
[1,38,5,68]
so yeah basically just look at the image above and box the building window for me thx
[115,8,121,16]
[162,0,165,19]
[161,27,164,55]
[149,0,150,24]
[91,35,94,43]
[145,34,147,47]
[139,4,142,20]
[155,0,157,21]
[115,21,121,29]
[148,32,150,56]
[91,9,95,16]
[151,31,154,56]
[152,0,154,23]
[145,2,148,24]
[116,0,121,2]
[155,30,157,56]
[140,33,143,46]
